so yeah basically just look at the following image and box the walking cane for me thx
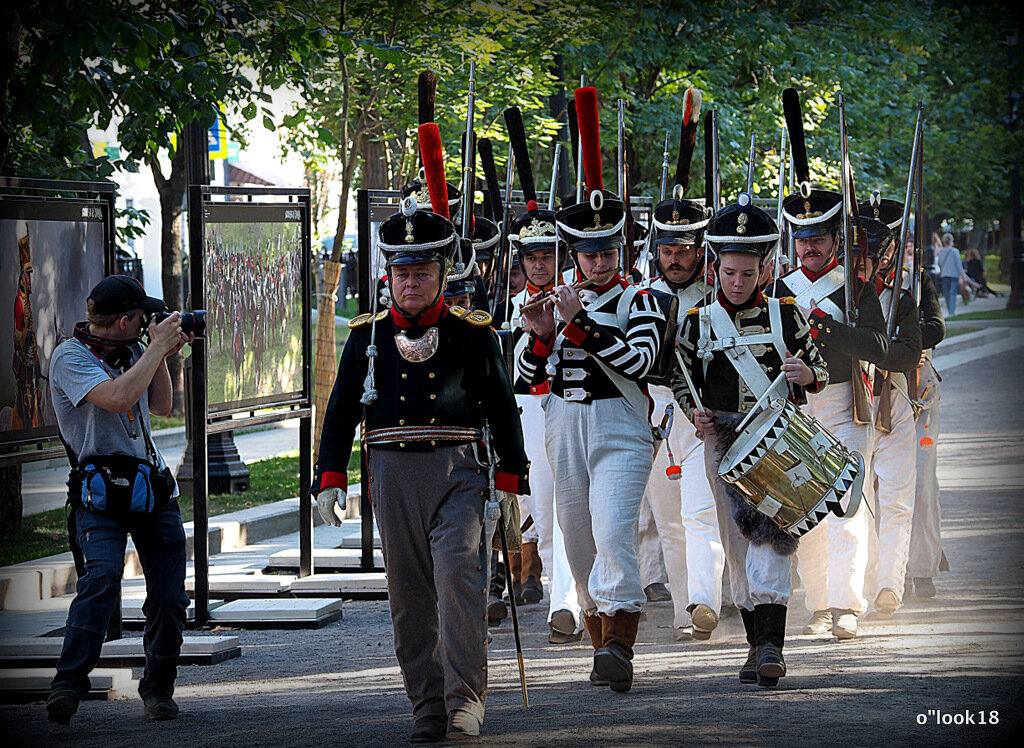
[483,420,529,708]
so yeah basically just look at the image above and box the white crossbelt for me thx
[783,267,846,322]
[706,298,788,401]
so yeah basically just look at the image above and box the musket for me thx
[549,142,562,273]
[482,419,529,709]
[568,99,580,200]
[772,127,788,290]
[575,74,586,203]
[838,91,874,425]
[909,118,925,402]
[488,145,516,316]
[787,152,796,268]
[548,143,561,211]
[888,103,924,337]
[617,99,633,273]
[617,99,626,198]
[745,134,757,194]
[659,131,671,200]
[459,62,477,238]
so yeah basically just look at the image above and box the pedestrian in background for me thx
[936,233,963,316]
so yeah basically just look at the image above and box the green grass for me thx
[0,444,361,568]
[945,326,982,338]
[151,414,185,431]
[948,308,1024,321]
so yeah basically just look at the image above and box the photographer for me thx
[45,275,194,726]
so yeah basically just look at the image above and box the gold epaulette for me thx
[449,305,493,326]
[687,307,700,316]
[347,309,389,328]
[375,309,389,321]
[780,297,796,305]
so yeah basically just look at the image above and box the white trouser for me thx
[644,385,725,628]
[545,393,653,616]
[636,492,668,587]
[796,384,874,614]
[516,394,581,629]
[868,388,918,600]
[704,420,791,609]
[907,384,943,578]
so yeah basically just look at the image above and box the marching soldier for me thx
[903,233,947,598]
[504,119,584,644]
[773,189,889,639]
[312,121,529,742]
[639,190,724,641]
[858,199,922,616]
[518,86,666,693]
[673,195,828,688]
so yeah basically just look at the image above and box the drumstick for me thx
[675,350,706,414]
[734,348,803,433]
[518,266,621,313]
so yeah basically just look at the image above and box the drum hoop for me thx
[718,401,791,477]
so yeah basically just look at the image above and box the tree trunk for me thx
[360,130,388,190]
[151,148,188,415]
[1000,211,1013,284]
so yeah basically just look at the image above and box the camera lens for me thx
[181,310,207,337]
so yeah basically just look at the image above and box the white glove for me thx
[316,486,346,527]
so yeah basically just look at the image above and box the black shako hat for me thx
[706,193,779,259]
[470,215,500,263]
[377,195,459,268]
[653,194,710,246]
[401,175,462,217]
[782,189,843,239]
[555,190,625,254]
[858,195,904,234]
[509,208,558,254]
[88,274,165,315]
[859,217,896,261]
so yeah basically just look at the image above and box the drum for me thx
[718,400,864,538]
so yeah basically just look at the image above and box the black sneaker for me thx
[410,714,447,743]
[46,689,80,726]
[143,694,180,720]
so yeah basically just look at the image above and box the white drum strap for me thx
[767,297,788,360]
[708,301,785,401]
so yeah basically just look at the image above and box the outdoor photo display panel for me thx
[204,201,307,412]
[0,197,109,446]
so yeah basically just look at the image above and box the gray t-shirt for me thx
[49,338,172,485]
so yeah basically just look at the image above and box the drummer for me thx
[672,195,828,689]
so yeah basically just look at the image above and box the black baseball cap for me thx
[88,274,165,315]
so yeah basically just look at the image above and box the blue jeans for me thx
[941,277,959,316]
[52,501,189,699]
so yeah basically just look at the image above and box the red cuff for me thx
[805,376,825,394]
[319,470,347,493]
[808,308,827,340]
[531,332,555,357]
[495,471,520,494]
[562,321,587,346]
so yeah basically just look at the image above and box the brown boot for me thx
[584,614,608,686]
[594,611,641,692]
[520,541,544,604]
[508,551,523,604]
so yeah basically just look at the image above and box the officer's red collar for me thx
[800,254,839,281]
[874,276,887,295]
[717,287,762,312]
[390,297,447,329]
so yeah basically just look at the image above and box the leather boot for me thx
[739,608,758,684]
[520,541,544,604]
[585,614,608,686]
[509,550,524,604]
[755,603,787,688]
[594,611,641,692]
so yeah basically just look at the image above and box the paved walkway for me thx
[3,292,1022,744]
